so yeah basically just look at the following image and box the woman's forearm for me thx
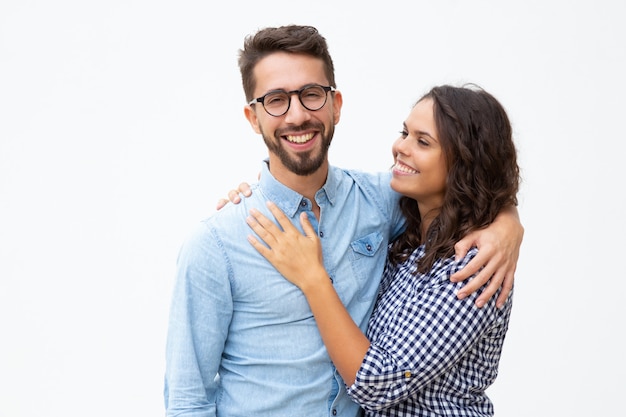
[301,277,370,386]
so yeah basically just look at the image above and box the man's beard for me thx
[261,122,334,176]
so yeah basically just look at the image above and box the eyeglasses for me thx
[248,84,336,117]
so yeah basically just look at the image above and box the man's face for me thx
[244,52,342,176]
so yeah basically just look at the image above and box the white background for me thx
[1,1,624,416]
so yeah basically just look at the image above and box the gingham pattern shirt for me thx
[347,246,513,416]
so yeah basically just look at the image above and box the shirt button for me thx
[366,244,372,251]
[332,410,337,416]
[404,371,412,378]
[300,200,307,207]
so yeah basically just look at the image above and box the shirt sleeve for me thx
[164,222,233,417]
[347,249,497,411]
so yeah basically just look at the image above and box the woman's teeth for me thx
[394,163,418,174]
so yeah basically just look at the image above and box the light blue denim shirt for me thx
[165,161,405,417]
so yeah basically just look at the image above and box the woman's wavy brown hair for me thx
[388,85,520,274]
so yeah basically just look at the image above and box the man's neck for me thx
[268,160,329,218]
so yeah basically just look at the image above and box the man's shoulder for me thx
[337,166,392,181]
[331,166,392,190]
[181,198,254,243]
[331,166,397,202]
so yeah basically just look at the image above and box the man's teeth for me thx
[394,163,418,174]
[285,133,314,143]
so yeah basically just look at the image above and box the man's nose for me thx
[283,94,311,123]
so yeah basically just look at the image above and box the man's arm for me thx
[165,228,233,416]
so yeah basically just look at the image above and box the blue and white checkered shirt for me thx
[347,246,513,416]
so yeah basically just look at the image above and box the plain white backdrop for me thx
[1,1,624,415]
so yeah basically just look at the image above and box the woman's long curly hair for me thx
[388,85,520,274]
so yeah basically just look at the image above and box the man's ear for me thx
[332,90,343,125]
[244,105,262,134]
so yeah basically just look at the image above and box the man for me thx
[164,25,523,417]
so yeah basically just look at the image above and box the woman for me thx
[246,84,520,416]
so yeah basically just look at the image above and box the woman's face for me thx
[390,98,448,212]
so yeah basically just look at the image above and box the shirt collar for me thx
[258,159,338,217]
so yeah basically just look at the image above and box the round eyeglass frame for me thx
[248,84,336,117]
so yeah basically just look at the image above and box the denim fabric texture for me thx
[165,161,404,417]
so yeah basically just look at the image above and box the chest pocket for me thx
[350,231,384,301]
